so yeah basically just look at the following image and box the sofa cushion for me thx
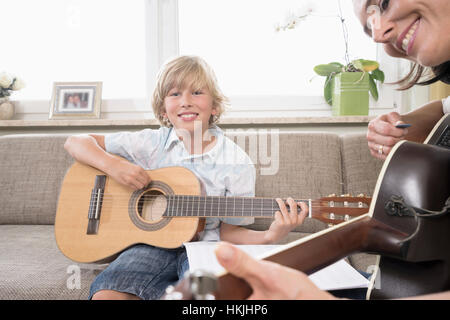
[340,133,383,197]
[0,134,74,225]
[0,225,105,299]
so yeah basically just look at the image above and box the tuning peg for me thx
[357,193,366,197]
[341,193,351,197]
[327,193,336,197]
[327,213,336,228]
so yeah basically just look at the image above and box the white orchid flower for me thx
[12,77,26,91]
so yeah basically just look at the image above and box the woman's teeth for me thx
[402,20,419,52]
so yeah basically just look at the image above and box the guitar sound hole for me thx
[137,190,168,222]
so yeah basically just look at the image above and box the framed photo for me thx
[49,82,102,119]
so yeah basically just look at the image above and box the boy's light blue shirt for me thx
[104,125,256,241]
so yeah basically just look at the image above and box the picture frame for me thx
[49,82,102,119]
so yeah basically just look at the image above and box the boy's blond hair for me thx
[152,55,229,127]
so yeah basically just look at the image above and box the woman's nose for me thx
[371,17,395,43]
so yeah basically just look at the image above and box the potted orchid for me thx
[275,0,385,115]
[314,59,385,115]
[0,72,25,120]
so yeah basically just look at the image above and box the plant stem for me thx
[337,0,350,66]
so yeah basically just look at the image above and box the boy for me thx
[64,55,308,300]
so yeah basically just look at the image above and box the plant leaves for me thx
[368,74,378,101]
[324,74,334,106]
[371,68,385,83]
[314,63,342,77]
[352,59,379,72]
[329,62,344,68]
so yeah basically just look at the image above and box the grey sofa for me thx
[0,131,382,299]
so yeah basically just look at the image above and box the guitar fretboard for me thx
[163,195,310,218]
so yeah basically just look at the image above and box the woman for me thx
[213,0,450,300]
[360,0,450,159]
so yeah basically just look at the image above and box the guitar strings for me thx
[86,196,364,206]
[94,194,368,203]
[85,195,368,213]
[88,195,366,208]
[90,195,354,204]
[84,201,367,211]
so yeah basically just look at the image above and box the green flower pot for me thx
[332,72,369,116]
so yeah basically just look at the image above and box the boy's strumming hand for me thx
[264,198,308,244]
[105,157,151,190]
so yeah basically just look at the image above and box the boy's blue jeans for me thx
[89,244,189,300]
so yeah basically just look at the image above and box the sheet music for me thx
[184,242,369,291]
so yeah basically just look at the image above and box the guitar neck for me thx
[214,215,374,299]
[165,215,409,300]
[164,195,311,218]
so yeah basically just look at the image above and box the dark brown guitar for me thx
[370,113,450,299]
[164,114,450,300]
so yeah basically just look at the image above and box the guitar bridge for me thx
[87,175,106,235]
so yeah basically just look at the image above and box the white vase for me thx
[0,97,15,120]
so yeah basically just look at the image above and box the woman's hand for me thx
[215,242,336,300]
[264,198,308,244]
[367,112,408,160]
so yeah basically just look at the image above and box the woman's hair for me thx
[152,55,229,127]
[396,60,450,90]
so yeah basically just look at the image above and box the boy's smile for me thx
[164,86,216,134]
[177,111,199,122]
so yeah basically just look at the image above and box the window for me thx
[179,0,375,96]
[3,0,148,118]
[4,0,399,120]
[176,0,396,116]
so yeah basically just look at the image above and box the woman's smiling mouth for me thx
[397,18,420,54]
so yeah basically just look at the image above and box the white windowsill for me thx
[0,115,375,128]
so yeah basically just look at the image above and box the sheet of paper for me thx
[184,241,369,291]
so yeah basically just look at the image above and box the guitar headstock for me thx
[313,193,371,226]
[163,270,218,300]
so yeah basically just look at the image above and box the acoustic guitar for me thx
[163,114,450,300]
[55,164,371,264]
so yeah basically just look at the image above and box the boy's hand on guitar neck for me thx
[105,157,151,190]
[263,198,308,244]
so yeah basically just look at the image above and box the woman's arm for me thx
[402,99,445,142]
[367,100,444,159]
[215,242,450,300]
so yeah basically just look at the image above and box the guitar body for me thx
[55,160,369,264]
[55,164,202,263]
[368,114,450,299]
